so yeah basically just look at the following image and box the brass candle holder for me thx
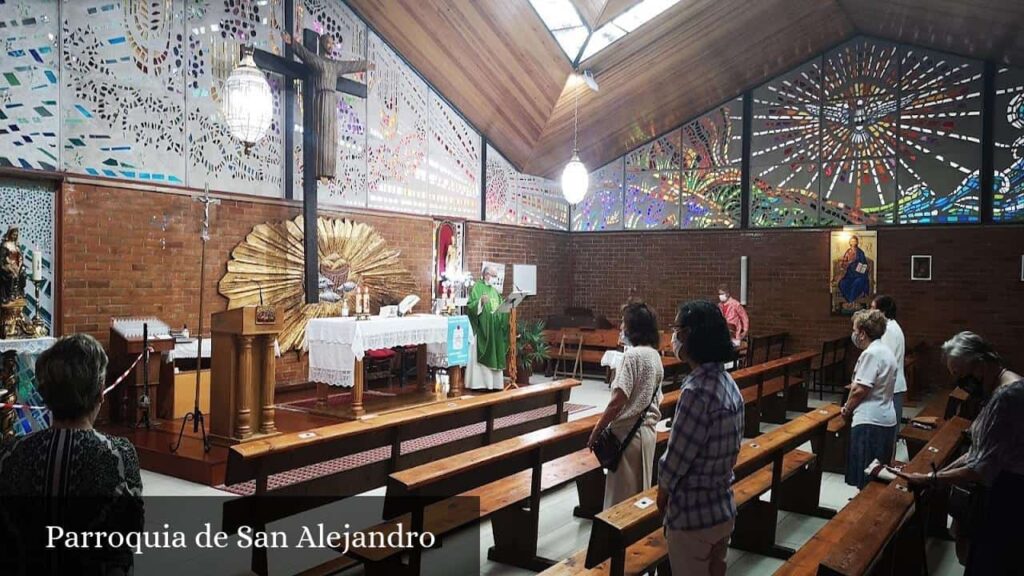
[28,278,48,338]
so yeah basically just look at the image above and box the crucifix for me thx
[251,2,368,303]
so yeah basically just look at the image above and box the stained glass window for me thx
[749,38,984,227]
[518,174,569,230]
[680,100,743,228]
[571,158,623,231]
[485,144,518,225]
[750,163,820,228]
[994,67,1024,222]
[624,131,681,229]
[897,47,982,223]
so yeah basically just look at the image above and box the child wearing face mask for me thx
[842,309,899,489]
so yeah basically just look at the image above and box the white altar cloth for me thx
[0,337,57,357]
[308,315,449,387]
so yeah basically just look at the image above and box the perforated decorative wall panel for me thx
[61,0,186,183]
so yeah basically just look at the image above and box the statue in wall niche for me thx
[283,31,373,182]
[0,227,26,305]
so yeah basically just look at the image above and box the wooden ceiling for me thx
[836,0,1024,66]
[348,0,1024,180]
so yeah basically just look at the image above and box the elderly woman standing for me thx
[0,334,143,573]
[658,301,744,576]
[900,332,1023,575]
[843,309,898,489]
[588,302,663,508]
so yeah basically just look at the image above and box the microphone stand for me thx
[171,185,218,454]
[136,322,152,429]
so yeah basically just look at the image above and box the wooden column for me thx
[352,358,365,417]
[448,365,464,398]
[236,335,254,439]
[260,335,276,435]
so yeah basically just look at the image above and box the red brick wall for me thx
[570,226,1024,387]
[464,221,571,323]
[58,180,569,385]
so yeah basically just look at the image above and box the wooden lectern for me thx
[210,306,282,446]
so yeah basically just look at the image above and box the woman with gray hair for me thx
[842,309,898,489]
[900,332,1023,575]
[0,334,143,573]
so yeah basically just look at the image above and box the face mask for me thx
[851,331,863,349]
[957,374,983,397]
[620,330,631,347]
[718,294,728,303]
[671,332,684,360]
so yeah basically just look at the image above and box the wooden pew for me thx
[809,335,850,400]
[774,416,970,576]
[732,350,817,436]
[898,386,969,460]
[366,387,686,574]
[221,379,579,576]
[744,331,789,367]
[545,328,687,386]
[542,404,842,576]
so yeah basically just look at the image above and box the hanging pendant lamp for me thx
[561,80,589,205]
[221,46,274,152]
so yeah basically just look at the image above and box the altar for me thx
[307,314,469,418]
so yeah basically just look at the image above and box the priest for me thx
[465,265,509,390]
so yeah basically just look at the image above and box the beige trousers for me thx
[666,518,734,576]
[603,421,656,509]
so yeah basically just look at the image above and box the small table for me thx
[307,315,455,416]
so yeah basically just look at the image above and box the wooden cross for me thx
[251,4,367,304]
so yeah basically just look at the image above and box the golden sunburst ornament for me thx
[219,215,418,352]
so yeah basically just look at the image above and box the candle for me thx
[32,248,42,282]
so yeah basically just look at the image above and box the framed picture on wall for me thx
[911,255,932,281]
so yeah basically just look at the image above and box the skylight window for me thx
[531,0,683,64]
[529,0,589,61]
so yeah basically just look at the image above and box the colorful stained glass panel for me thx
[681,168,742,228]
[680,99,742,170]
[994,67,1024,222]
[571,158,623,231]
[624,131,680,230]
[750,163,820,228]
[751,60,822,166]
[820,158,896,225]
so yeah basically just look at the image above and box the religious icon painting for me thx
[911,256,932,282]
[829,230,877,315]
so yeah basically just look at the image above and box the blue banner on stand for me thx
[446,315,470,367]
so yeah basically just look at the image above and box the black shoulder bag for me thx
[592,385,660,472]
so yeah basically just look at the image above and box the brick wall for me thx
[570,226,1024,387]
[464,221,571,323]
[59,180,569,385]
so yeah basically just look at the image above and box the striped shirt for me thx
[658,362,745,530]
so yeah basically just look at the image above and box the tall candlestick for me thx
[32,248,42,282]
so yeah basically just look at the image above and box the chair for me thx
[364,348,397,390]
[553,330,585,380]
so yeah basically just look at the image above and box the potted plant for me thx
[515,319,550,385]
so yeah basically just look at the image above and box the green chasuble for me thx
[467,280,510,371]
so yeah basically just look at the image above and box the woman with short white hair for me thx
[900,332,1023,575]
[842,309,898,489]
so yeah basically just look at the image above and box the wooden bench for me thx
[543,404,842,576]
[221,379,580,576]
[774,416,970,576]
[743,331,789,368]
[732,350,817,437]
[360,386,686,574]
[898,386,969,460]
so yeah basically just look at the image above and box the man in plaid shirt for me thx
[658,301,745,575]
